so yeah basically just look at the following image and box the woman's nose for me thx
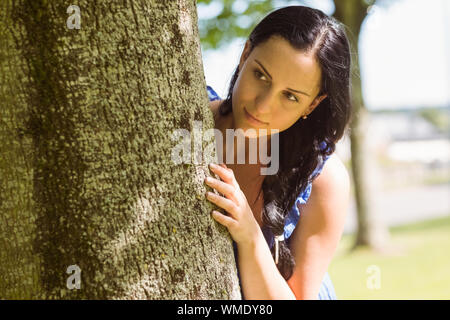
[254,89,275,114]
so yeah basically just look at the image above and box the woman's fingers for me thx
[204,177,238,203]
[206,191,237,216]
[211,210,236,229]
[209,163,239,189]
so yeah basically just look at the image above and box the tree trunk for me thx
[333,0,390,250]
[0,0,240,299]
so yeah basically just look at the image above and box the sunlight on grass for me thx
[329,216,450,299]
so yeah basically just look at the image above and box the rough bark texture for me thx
[0,0,241,299]
[333,0,390,250]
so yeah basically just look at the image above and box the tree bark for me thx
[0,0,240,299]
[333,0,390,250]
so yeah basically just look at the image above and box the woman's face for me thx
[232,35,327,138]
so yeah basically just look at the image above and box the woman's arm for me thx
[205,164,296,299]
[286,153,350,299]
[236,230,297,300]
[206,156,350,299]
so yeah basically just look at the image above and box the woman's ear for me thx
[238,40,252,72]
[304,94,327,116]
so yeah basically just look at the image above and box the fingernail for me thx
[209,163,218,169]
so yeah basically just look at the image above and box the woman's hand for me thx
[204,163,261,245]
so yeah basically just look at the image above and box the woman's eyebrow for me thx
[254,59,310,97]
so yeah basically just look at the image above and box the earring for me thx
[302,115,308,119]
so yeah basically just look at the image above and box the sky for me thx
[200,0,450,110]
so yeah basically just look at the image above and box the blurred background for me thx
[196,0,450,299]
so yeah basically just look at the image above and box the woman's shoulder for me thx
[311,153,350,196]
[209,99,223,114]
[284,153,349,241]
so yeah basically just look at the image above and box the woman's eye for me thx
[285,92,299,102]
[254,70,267,81]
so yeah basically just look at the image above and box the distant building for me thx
[369,110,449,165]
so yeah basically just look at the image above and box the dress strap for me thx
[206,85,221,101]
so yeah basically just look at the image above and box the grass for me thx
[328,215,450,299]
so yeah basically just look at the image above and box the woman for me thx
[203,6,352,300]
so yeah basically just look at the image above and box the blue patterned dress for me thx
[207,85,337,300]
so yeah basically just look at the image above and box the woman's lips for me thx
[244,108,268,125]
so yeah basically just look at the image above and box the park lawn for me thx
[328,215,450,299]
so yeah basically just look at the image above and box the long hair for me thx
[218,6,352,279]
